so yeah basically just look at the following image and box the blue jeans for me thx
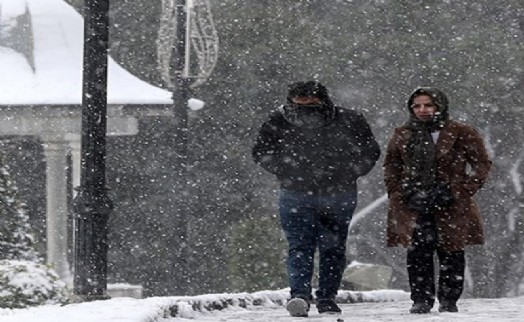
[278,189,357,300]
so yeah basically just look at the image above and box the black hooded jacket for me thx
[253,104,380,194]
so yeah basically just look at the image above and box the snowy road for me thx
[170,298,524,322]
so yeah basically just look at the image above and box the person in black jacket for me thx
[252,81,380,317]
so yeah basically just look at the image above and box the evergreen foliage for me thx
[0,153,68,308]
[227,214,287,293]
[0,260,69,308]
[0,153,39,262]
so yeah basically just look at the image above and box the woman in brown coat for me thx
[383,87,491,314]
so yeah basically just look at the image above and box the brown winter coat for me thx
[384,119,492,251]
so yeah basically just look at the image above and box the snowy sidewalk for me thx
[1,290,523,322]
[179,297,524,322]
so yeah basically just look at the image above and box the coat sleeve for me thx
[354,112,381,177]
[252,118,283,175]
[453,126,492,196]
[383,129,405,197]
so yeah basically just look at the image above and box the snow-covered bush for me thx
[0,155,39,262]
[0,260,69,308]
[0,152,69,308]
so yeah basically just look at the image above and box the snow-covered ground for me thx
[1,289,523,322]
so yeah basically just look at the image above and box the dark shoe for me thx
[438,300,458,313]
[286,297,310,317]
[316,299,342,314]
[409,302,432,314]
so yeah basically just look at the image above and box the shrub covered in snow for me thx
[0,260,69,308]
[0,153,69,308]
[0,155,39,262]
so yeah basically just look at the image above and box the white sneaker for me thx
[286,297,310,317]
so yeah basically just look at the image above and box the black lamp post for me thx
[170,0,192,294]
[73,0,112,299]
[172,1,189,165]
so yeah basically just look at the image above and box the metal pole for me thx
[173,2,189,127]
[73,0,112,300]
[171,0,191,294]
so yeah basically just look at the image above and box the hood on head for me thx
[407,87,449,119]
[287,80,332,105]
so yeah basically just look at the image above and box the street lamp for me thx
[169,0,192,295]
[73,0,112,300]
[156,0,218,294]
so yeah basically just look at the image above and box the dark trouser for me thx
[278,189,357,300]
[407,214,465,305]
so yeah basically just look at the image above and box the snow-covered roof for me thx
[0,0,173,106]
